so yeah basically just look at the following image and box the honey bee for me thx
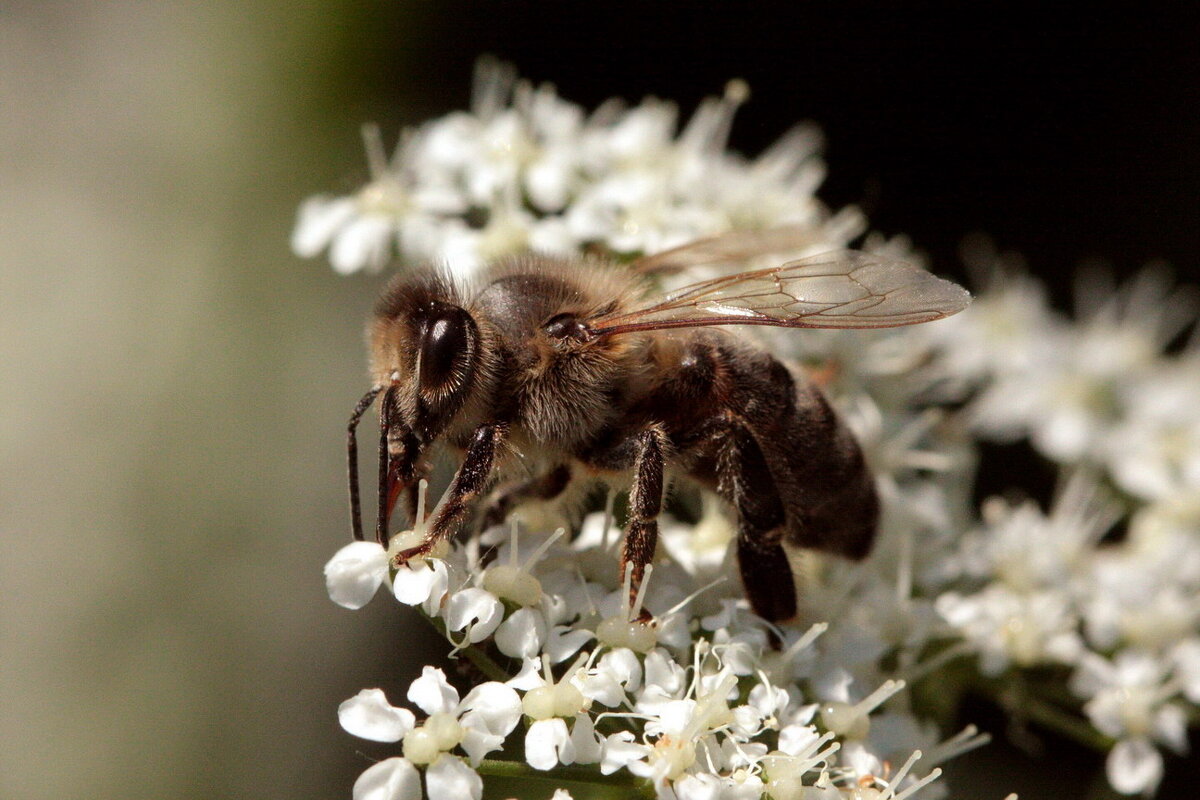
[346,231,970,622]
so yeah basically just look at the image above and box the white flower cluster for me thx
[921,260,1200,795]
[327,501,971,800]
[298,62,1200,798]
[292,58,864,277]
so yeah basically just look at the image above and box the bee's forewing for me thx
[630,226,832,275]
[591,251,971,335]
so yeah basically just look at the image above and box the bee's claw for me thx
[393,543,432,566]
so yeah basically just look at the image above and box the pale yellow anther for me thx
[401,726,440,765]
[522,686,558,721]
[423,712,464,751]
[595,617,657,653]
[819,700,870,740]
[482,564,543,607]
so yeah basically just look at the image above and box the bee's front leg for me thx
[383,425,426,540]
[375,388,426,546]
[392,423,505,565]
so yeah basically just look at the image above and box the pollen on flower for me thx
[648,734,697,780]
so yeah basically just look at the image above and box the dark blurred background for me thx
[2,3,1195,799]
[349,2,1200,292]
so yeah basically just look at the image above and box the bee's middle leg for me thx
[579,426,669,620]
[620,427,667,622]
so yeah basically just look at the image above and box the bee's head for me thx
[369,270,484,444]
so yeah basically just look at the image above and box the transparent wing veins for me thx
[629,225,832,275]
[590,251,971,335]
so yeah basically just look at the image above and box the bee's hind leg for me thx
[717,423,798,625]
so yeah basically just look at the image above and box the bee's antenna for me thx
[346,386,382,541]
[375,385,397,546]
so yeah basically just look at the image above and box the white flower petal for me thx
[672,773,724,800]
[1107,737,1163,795]
[525,717,571,771]
[352,757,421,800]
[393,560,448,607]
[731,704,765,738]
[544,626,594,664]
[324,541,389,610]
[1153,704,1188,753]
[338,689,416,742]
[426,754,483,800]
[331,213,394,274]
[642,649,687,696]
[653,612,693,651]
[495,607,547,659]
[445,587,505,643]
[407,666,460,716]
[649,699,697,737]
[777,724,820,757]
[291,195,355,257]
[598,648,643,692]
[578,670,625,709]
[600,731,649,775]
[569,714,602,765]
[459,727,505,767]
[460,681,523,738]
[506,657,545,691]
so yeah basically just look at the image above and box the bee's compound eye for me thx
[419,307,471,389]
[543,314,588,342]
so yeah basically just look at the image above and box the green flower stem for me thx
[984,675,1115,752]
[1015,692,1114,752]
[478,759,654,800]
[422,613,511,682]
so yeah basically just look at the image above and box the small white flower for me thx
[325,541,389,610]
[1071,651,1188,796]
[339,689,416,742]
[397,667,522,769]
[512,655,602,770]
[352,757,422,800]
[1072,652,1186,749]
[426,753,483,800]
[938,586,1083,675]
[1107,737,1165,796]
[444,587,505,644]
